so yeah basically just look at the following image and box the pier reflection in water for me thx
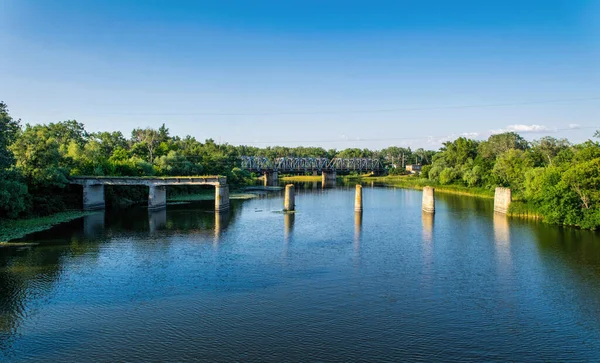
[214,210,230,245]
[354,211,362,264]
[421,211,434,271]
[83,211,105,237]
[284,212,295,243]
[493,212,512,268]
[148,208,167,233]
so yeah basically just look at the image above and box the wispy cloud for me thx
[491,124,555,134]
[568,123,581,129]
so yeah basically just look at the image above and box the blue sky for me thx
[2,0,599,149]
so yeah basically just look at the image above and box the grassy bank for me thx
[0,211,98,244]
[507,201,543,220]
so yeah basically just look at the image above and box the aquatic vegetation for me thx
[0,211,97,243]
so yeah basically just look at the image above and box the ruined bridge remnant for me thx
[241,157,383,184]
[70,176,229,211]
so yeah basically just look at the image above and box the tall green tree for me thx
[0,102,28,218]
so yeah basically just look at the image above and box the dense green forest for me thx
[1,101,600,229]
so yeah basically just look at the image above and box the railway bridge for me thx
[240,156,383,185]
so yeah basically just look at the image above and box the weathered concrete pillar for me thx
[322,170,337,188]
[83,184,105,210]
[263,172,278,186]
[422,186,435,213]
[354,184,363,212]
[494,187,512,214]
[284,184,295,211]
[322,171,337,183]
[148,185,167,210]
[215,184,230,211]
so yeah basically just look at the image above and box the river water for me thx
[1,183,600,362]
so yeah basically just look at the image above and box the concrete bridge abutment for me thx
[83,184,105,211]
[494,187,512,214]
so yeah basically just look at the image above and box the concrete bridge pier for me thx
[215,184,230,211]
[494,187,512,214]
[83,184,105,211]
[263,171,278,186]
[148,185,167,210]
[322,171,337,186]
[284,184,295,211]
[422,186,435,213]
[355,184,363,212]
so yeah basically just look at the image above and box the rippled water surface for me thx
[1,184,600,362]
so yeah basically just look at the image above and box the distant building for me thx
[405,164,422,174]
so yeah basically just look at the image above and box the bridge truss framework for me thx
[240,157,383,173]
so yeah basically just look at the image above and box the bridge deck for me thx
[70,176,226,186]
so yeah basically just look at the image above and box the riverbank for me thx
[0,211,98,244]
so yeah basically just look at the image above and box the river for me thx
[1,183,599,361]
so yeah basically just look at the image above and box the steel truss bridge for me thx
[240,157,383,173]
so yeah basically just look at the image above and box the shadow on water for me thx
[528,219,600,276]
